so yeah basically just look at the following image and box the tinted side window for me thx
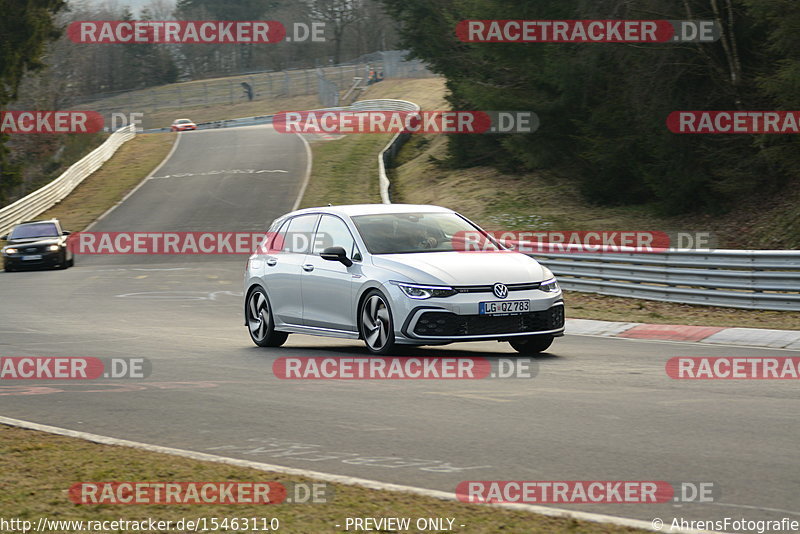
[284,214,319,254]
[260,218,289,254]
[313,215,355,255]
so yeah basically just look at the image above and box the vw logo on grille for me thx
[492,283,508,299]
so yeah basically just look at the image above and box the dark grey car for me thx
[1,219,74,271]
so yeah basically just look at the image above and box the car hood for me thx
[5,237,62,247]
[371,251,547,286]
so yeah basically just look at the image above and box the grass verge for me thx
[0,425,648,534]
[37,133,176,232]
[0,133,175,250]
[299,134,391,208]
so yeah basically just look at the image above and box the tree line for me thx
[381,0,800,214]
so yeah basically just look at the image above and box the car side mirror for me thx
[320,246,353,267]
[62,231,71,236]
[0,235,7,240]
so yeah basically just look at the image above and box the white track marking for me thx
[0,416,719,533]
[85,132,182,231]
[291,133,313,212]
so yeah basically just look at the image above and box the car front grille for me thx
[451,282,541,294]
[412,305,564,337]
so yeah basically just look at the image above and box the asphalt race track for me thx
[1,124,798,531]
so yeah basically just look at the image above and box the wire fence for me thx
[65,52,434,118]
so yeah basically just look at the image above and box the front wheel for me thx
[246,287,288,347]
[509,335,554,354]
[359,290,396,354]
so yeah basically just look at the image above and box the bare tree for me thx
[305,0,364,64]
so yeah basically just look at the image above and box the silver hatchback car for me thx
[243,204,564,354]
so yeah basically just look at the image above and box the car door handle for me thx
[302,264,314,272]
[266,258,277,266]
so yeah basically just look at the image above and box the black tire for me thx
[246,287,288,347]
[56,251,69,269]
[358,289,396,354]
[67,256,74,267]
[4,263,13,272]
[509,335,554,354]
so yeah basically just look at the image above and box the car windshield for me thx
[10,222,59,239]
[176,119,192,124]
[351,212,501,254]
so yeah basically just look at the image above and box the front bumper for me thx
[403,303,564,340]
[3,251,63,268]
[385,284,565,343]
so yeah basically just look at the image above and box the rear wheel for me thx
[509,335,554,354]
[359,290,396,354]
[246,287,288,347]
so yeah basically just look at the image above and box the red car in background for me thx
[171,118,197,132]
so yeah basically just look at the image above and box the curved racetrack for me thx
[1,123,798,530]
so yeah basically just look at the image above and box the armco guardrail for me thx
[371,99,420,204]
[0,124,136,236]
[524,247,800,311]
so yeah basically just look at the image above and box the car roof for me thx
[17,219,59,226]
[289,204,454,218]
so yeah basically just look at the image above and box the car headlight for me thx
[391,281,457,299]
[539,277,560,293]
[4,248,17,255]
[48,245,60,252]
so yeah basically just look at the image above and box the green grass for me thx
[299,134,391,208]
[0,425,649,534]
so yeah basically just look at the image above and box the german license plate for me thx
[479,299,530,315]
[22,255,42,261]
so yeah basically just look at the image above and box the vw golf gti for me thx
[243,204,564,354]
